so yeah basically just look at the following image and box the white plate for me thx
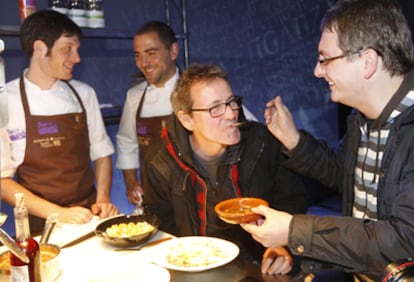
[152,236,239,272]
[88,262,170,282]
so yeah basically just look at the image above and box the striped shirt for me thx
[353,90,414,219]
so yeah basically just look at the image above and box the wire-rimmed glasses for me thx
[191,96,242,118]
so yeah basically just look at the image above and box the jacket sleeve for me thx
[241,124,308,215]
[282,130,346,192]
[286,121,414,278]
[141,147,179,235]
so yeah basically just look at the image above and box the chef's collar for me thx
[146,67,179,90]
[22,68,66,91]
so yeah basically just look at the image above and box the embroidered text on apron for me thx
[136,84,170,183]
[17,77,96,233]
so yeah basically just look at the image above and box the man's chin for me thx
[227,133,241,145]
[60,74,73,81]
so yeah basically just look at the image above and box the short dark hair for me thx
[20,10,82,57]
[171,64,228,115]
[135,21,177,50]
[321,0,414,76]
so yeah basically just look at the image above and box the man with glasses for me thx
[142,64,308,275]
[242,0,414,280]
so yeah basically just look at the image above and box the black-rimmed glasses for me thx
[318,50,363,66]
[191,96,242,118]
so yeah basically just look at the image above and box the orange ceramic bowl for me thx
[214,197,269,224]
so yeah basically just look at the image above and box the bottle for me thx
[48,0,68,15]
[86,0,105,28]
[68,0,87,27]
[18,0,37,21]
[10,193,41,282]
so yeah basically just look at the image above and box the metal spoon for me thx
[39,213,58,245]
[0,228,29,263]
[232,120,253,127]
[115,237,173,251]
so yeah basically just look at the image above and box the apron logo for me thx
[37,121,59,135]
[33,136,64,148]
[137,123,148,135]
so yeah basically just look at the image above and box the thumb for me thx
[240,221,259,233]
[91,203,101,215]
[251,204,268,216]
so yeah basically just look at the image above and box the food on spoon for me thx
[105,221,155,238]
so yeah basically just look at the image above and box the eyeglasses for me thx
[318,50,363,66]
[191,96,242,118]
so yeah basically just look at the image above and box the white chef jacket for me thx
[0,73,114,178]
[116,70,179,170]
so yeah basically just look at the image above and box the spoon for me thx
[232,120,253,127]
[39,213,58,245]
[115,237,173,251]
[0,228,29,263]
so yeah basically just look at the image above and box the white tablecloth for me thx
[57,230,172,282]
[0,216,173,282]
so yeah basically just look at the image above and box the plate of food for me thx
[152,236,239,272]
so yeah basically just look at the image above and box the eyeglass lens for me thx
[210,96,242,117]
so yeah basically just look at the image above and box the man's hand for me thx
[261,246,293,275]
[126,182,144,205]
[91,202,119,218]
[264,96,300,150]
[241,205,292,248]
[57,206,95,224]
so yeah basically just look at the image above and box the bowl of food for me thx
[0,243,60,281]
[95,213,160,247]
[215,197,269,224]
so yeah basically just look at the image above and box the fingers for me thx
[264,99,277,124]
[127,187,143,205]
[261,256,292,275]
[261,247,293,275]
[92,202,119,218]
[59,206,94,224]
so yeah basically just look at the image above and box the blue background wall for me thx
[1,0,414,235]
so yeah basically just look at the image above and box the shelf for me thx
[0,25,188,41]
[0,25,130,39]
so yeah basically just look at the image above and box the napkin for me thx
[47,216,100,247]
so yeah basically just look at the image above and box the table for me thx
[44,225,294,282]
[0,218,337,282]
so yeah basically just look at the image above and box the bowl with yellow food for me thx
[95,213,160,247]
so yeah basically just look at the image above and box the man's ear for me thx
[363,48,379,79]
[177,110,194,131]
[33,40,48,57]
[169,42,179,61]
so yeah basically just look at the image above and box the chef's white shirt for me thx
[0,73,114,178]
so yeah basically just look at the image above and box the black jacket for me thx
[284,71,414,280]
[142,115,308,261]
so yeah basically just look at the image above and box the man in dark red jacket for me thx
[142,64,308,276]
